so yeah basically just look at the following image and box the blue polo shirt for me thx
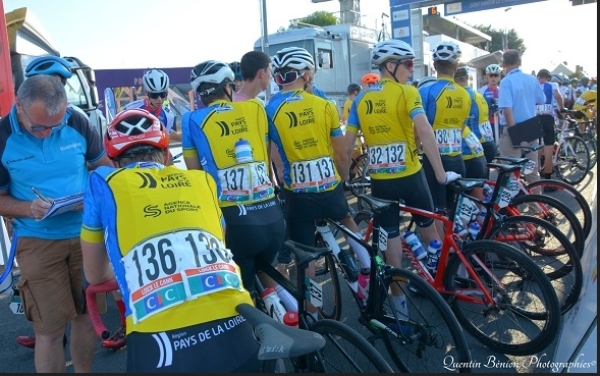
[0,105,105,239]
[498,68,545,129]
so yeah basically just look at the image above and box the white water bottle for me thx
[403,231,427,261]
[261,287,286,323]
[275,285,298,312]
[477,207,487,226]
[482,184,493,203]
[468,222,481,241]
[426,239,442,274]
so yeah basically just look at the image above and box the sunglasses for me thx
[274,70,304,85]
[148,91,168,99]
[396,59,414,69]
[22,107,63,132]
[488,74,499,78]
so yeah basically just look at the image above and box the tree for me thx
[297,10,339,27]
[471,24,526,54]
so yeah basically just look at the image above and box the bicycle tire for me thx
[443,240,561,355]
[314,234,343,321]
[506,194,585,258]
[348,153,371,211]
[579,132,597,168]
[378,268,472,373]
[482,215,583,314]
[525,179,592,239]
[556,136,590,185]
[308,319,395,373]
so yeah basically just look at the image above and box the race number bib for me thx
[464,132,484,155]
[536,104,553,115]
[458,196,480,223]
[435,129,462,155]
[290,157,339,193]
[478,121,494,142]
[495,172,520,208]
[367,142,407,175]
[522,159,536,175]
[122,229,243,324]
[218,162,273,202]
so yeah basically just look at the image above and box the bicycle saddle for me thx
[357,194,401,212]
[448,178,486,193]
[236,303,325,360]
[494,156,529,165]
[486,163,522,173]
[511,144,544,152]
[284,240,330,267]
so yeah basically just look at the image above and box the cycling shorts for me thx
[370,169,435,238]
[422,154,466,214]
[539,114,556,146]
[464,155,488,179]
[283,183,348,246]
[482,141,497,164]
[126,315,261,373]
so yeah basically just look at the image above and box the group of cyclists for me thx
[7,36,596,372]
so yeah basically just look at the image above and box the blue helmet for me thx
[25,56,73,79]
[229,61,242,81]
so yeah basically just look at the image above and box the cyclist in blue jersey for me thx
[536,69,564,181]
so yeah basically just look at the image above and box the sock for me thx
[544,173,552,179]
[347,233,370,269]
[115,299,127,327]
[393,295,408,319]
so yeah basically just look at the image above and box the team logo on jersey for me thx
[214,104,234,113]
[137,172,158,188]
[285,95,303,103]
[286,112,299,128]
[216,121,230,136]
[152,332,173,368]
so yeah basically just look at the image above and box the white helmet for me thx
[272,47,315,71]
[371,40,415,65]
[485,64,502,75]
[551,73,563,83]
[190,60,234,94]
[432,41,462,63]
[143,69,170,93]
[417,76,437,89]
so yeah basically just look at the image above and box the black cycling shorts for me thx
[464,155,488,179]
[126,315,261,373]
[539,114,556,146]
[422,154,466,213]
[481,141,497,164]
[370,169,435,238]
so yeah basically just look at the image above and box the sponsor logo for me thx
[152,332,173,368]
[60,142,82,151]
[137,172,158,188]
[144,205,162,218]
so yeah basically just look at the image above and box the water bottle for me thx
[283,311,299,328]
[276,285,298,312]
[426,240,442,274]
[403,231,427,261]
[357,267,371,302]
[453,218,468,239]
[234,138,253,163]
[476,206,487,226]
[468,222,481,241]
[261,287,286,323]
[482,184,493,203]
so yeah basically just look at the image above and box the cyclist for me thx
[419,41,470,222]
[265,47,371,310]
[577,76,591,94]
[478,63,502,142]
[345,39,459,316]
[234,51,272,102]
[361,72,380,89]
[561,76,575,109]
[341,83,361,125]
[229,61,243,92]
[416,76,437,89]
[80,109,261,373]
[536,69,564,182]
[123,69,181,142]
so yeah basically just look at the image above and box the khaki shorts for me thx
[16,237,86,335]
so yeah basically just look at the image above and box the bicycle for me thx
[560,110,597,168]
[350,184,561,356]
[313,202,472,373]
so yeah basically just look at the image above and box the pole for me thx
[260,0,271,100]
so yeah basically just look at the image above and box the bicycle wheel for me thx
[506,194,585,258]
[314,234,342,321]
[556,136,590,185]
[579,131,597,168]
[376,268,472,373]
[525,179,592,239]
[483,215,583,314]
[443,240,561,355]
[348,153,371,211]
[308,319,394,373]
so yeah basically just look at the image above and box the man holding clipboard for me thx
[497,50,546,184]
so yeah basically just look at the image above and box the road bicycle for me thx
[560,110,597,168]
[349,183,561,356]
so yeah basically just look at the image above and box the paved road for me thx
[0,164,596,373]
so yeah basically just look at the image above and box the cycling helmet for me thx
[581,76,590,85]
[371,40,415,65]
[143,69,170,93]
[417,76,437,89]
[571,78,578,84]
[190,60,234,93]
[432,41,462,63]
[272,47,315,72]
[104,109,169,159]
[485,64,502,75]
[361,73,380,85]
[551,73,563,83]
[347,83,361,94]
[562,76,570,85]
[24,56,73,79]
[229,61,242,81]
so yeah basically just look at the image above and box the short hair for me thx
[116,145,165,167]
[240,51,271,81]
[16,75,67,116]
[502,50,521,67]
[433,59,456,76]
[198,80,231,106]
[454,65,469,84]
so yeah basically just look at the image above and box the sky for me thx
[3,0,597,76]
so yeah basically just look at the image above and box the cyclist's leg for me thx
[464,155,487,200]
[421,155,446,236]
[540,114,556,179]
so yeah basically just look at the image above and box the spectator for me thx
[341,83,361,125]
[0,75,112,372]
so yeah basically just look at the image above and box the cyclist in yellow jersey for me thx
[182,60,285,296]
[419,40,471,216]
[341,83,361,125]
[345,39,459,317]
[80,109,260,373]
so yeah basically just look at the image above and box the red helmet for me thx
[361,73,380,85]
[104,109,169,159]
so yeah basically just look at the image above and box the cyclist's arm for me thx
[81,239,114,285]
[504,108,515,127]
[344,98,361,167]
[332,134,349,182]
[414,113,446,184]
[553,88,565,111]
[269,142,284,184]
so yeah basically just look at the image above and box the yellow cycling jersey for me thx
[342,98,352,123]
[573,90,597,117]
[81,164,253,334]
[346,78,424,180]
[265,89,343,193]
[182,99,274,207]
[420,79,472,157]
[474,92,494,143]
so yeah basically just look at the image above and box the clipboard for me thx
[506,116,543,145]
[40,193,84,220]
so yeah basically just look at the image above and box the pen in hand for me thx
[31,187,53,204]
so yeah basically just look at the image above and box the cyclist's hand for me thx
[442,171,461,185]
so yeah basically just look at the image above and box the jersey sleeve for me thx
[69,109,106,163]
[346,93,364,134]
[327,101,342,137]
[182,111,198,159]
[405,86,425,120]
[80,171,105,244]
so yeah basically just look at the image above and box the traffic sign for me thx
[444,0,549,16]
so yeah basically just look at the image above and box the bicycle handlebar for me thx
[85,279,119,340]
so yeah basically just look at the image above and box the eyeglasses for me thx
[22,107,63,132]
[396,59,414,69]
[274,70,304,85]
[148,91,168,99]
[488,74,499,78]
